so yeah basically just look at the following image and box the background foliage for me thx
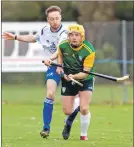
[2,1,134,22]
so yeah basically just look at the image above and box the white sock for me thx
[80,112,91,136]
[73,96,80,111]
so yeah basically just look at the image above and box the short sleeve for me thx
[34,32,40,42]
[57,45,62,56]
[34,26,47,43]
[83,52,95,68]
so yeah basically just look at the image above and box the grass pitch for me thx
[2,84,133,147]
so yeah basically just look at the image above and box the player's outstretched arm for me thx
[2,32,15,40]
[2,32,36,43]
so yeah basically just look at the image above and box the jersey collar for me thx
[50,24,62,33]
[69,42,84,51]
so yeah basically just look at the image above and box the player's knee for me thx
[80,106,89,115]
[47,90,55,99]
[63,108,72,115]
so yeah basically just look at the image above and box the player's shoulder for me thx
[59,40,69,47]
[58,25,68,36]
[40,25,49,35]
[83,40,95,52]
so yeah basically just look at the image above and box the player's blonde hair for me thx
[68,24,85,42]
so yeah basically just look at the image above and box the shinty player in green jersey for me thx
[56,24,95,140]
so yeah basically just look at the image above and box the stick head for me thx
[117,75,130,82]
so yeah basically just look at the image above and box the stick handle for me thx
[60,72,83,87]
[69,77,83,87]
[49,62,118,81]
[42,61,83,87]
[42,61,130,82]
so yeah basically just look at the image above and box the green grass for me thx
[2,104,133,147]
[2,84,133,104]
[2,84,133,147]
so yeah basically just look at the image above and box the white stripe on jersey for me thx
[35,24,68,59]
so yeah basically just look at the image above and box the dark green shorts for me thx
[61,78,95,96]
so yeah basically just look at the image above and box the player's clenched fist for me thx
[2,32,15,40]
[56,66,64,75]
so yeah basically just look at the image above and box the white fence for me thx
[2,22,77,72]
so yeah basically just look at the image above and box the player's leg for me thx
[40,66,60,138]
[79,90,92,140]
[62,95,75,115]
[64,95,80,130]
[40,79,57,138]
[79,78,94,140]
[61,80,78,140]
[61,95,76,140]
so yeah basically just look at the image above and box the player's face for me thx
[68,32,83,47]
[47,11,61,31]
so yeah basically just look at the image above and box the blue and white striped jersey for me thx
[35,24,68,58]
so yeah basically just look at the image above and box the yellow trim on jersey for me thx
[83,44,93,54]
[70,43,83,51]
[70,42,93,53]
[57,46,62,56]
[84,52,95,68]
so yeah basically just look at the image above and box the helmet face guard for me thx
[68,24,85,42]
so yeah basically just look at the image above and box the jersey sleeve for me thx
[57,45,62,56]
[34,32,40,42]
[34,26,47,43]
[83,52,95,68]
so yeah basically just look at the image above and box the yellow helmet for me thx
[68,24,85,42]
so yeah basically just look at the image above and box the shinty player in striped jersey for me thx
[56,24,95,140]
[2,6,80,139]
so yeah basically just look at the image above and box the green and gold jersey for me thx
[58,40,95,81]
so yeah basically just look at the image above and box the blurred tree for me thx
[72,1,116,22]
[72,1,133,45]
[115,1,134,21]
[72,1,117,46]
[2,1,78,21]
[2,1,133,21]
[2,1,41,21]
